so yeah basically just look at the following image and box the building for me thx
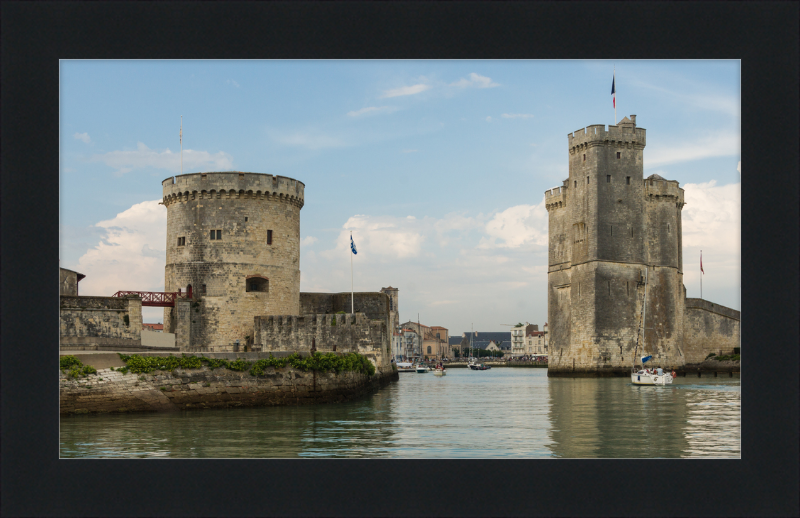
[454,331,512,357]
[545,116,739,376]
[380,287,400,333]
[143,323,164,332]
[400,321,449,359]
[59,267,85,296]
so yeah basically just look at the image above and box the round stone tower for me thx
[162,172,304,350]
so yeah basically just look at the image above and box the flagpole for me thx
[180,116,183,175]
[613,66,616,125]
[351,231,354,314]
[700,250,703,299]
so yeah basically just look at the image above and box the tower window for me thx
[245,217,248,222]
[246,276,269,293]
[239,173,244,180]
[626,176,631,185]
[587,176,590,184]
[574,180,577,188]
[607,175,611,183]
[201,284,206,295]
[210,229,222,240]
[201,174,207,180]
[177,237,186,246]
[617,152,621,159]
[267,229,273,245]
[583,154,586,162]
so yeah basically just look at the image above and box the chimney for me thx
[630,114,636,126]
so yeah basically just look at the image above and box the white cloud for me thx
[301,236,318,247]
[73,132,91,144]
[73,200,167,301]
[631,79,739,118]
[501,113,534,119]
[347,106,398,117]
[680,180,740,303]
[449,73,500,89]
[380,83,431,98]
[737,161,741,174]
[479,199,549,249]
[226,79,240,88]
[486,116,493,123]
[646,131,740,167]
[91,142,233,176]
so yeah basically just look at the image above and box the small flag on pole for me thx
[350,235,357,255]
[701,251,704,274]
[611,73,616,108]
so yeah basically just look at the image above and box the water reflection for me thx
[60,369,739,458]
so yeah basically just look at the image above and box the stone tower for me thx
[162,172,304,350]
[380,287,399,333]
[545,116,686,376]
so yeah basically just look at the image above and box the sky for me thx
[59,60,741,331]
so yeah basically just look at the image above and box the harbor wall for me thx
[59,351,398,416]
[682,298,741,364]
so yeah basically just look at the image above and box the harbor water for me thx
[60,368,740,458]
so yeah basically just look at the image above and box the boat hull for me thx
[631,372,673,385]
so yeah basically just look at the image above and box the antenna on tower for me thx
[180,116,183,175]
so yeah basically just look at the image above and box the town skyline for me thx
[59,60,741,332]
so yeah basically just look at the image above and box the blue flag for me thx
[350,235,357,255]
[641,355,652,364]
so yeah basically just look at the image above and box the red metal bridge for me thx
[111,289,191,307]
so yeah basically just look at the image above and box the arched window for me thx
[427,346,432,354]
[246,275,269,293]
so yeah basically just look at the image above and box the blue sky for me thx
[60,60,740,330]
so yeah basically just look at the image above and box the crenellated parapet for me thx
[644,175,685,208]
[545,185,567,211]
[568,119,646,155]
[162,172,304,209]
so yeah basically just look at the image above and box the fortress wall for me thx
[253,312,391,370]
[683,298,740,364]
[299,292,390,321]
[60,296,142,346]
[59,268,81,296]
[644,180,684,268]
[593,263,647,368]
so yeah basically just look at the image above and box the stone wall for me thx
[683,298,741,364]
[60,295,142,347]
[299,292,390,321]
[59,268,83,296]
[162,172,304,349]
[253,312,391,374]
[59,352,398,415]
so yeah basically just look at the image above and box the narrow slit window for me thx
[616,152,621,159]
[583,154,586,162]
[611,226,613,236]
[587,176,590,184]
[201,284,206,295]
[177,237,186,246]
[607,175,611,183]
[245,217,248,222]
[267,229,273,245]
[216,230,222,240]
[608,281,611,296]
[574,180,577,188]
[626,176,631,185]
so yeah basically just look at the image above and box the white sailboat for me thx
[631,267,673,386]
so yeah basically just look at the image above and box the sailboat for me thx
[631,267,673,386]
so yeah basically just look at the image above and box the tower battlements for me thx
[568,117,646,152]
[545,185,567,211]
[162,172,304,208]
[644,174,685,206]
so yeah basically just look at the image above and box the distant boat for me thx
[396,362,415,373]
[415,364,430,373]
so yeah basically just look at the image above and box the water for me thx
[60,368,740,458]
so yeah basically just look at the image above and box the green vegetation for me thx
[336,311,346,314]
[705,352,717,360]
[713,354,740,362]
[60,355,98,378]
[116,352,376,377]
[331,315,337,326]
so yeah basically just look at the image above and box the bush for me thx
[60,355,83,370]
[117,351,376,377]
[705,352,717,360]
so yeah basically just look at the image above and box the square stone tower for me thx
[546,116,686,376]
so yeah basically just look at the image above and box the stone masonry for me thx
[162,172,304,349]
[546,116,738,376]
[60,295,142,348]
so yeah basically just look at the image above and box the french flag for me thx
[611,73,616,108]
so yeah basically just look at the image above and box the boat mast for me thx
[633,266,649,372]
